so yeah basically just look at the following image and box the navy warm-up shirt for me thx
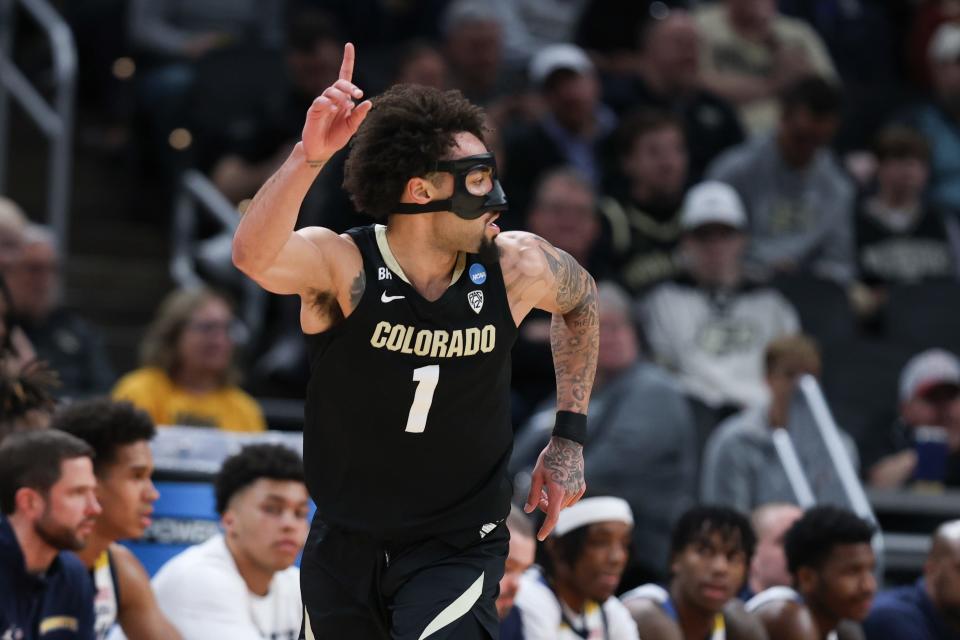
[863,579,960,640]
[0,515,95,639]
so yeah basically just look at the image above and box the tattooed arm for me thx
[498,232,598,539]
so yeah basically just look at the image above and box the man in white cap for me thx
[505,43,616,216]
[867,348,960,488]
[639,181,799,430]
[512,496,639,639]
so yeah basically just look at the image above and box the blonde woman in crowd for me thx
[113,287,265,431]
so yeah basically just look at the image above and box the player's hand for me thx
[301,42,372,165]
[524,436,586,541]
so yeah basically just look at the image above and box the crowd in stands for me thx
[3,0,960,637]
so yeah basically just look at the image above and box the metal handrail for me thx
[171,169,267,342]
[776,375,886,578]
[0,0,76,255]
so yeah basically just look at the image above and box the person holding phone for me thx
[867,349,960,489]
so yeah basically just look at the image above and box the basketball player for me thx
[622,506,757,640]
[53,399,181,640]
[746,506,876,640]
[232,43,596,639]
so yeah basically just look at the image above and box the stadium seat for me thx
[820,339,914,463]
[883,281,960,355]
[772,274,857,347]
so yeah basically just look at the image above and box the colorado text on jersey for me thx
[369,322,496,358]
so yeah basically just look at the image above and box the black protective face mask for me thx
[394,153,508,220]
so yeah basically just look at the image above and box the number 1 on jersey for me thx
[405,365,439,433]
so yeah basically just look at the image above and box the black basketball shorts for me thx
[299,515,509,640]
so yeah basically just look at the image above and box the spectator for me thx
[701,335,860,512]
[151,444,307,639]
[906,23,960,214]
[210,11,343,205]
[499,505,536,640]
[604,9,745,181]
[0,361,58,443]
[639,181,799,419]
[514,282,699,585]
[4,225,115,399]
[747,503,803,599]
[746,506,876,640]
[53,399,181,639]
[512,168,604,420]
[513,496,639,639]
[622,505,759,640]
[0,201,36,378]
[504,43,616,216]
[694,0,838,135]
[863,519,960,639]
[867,348,960,489]
[440,0,514,107]
[853,125,956,319]
[0,430,100,639]
[599,110,688,294]
[112,287,266,431]
[0,196,27,270]
[708,76,856,285]
[524,168,604,272]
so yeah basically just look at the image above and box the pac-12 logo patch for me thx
[468,290,484,314]
[469,263,487,285]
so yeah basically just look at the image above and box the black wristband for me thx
[552,411,587,445]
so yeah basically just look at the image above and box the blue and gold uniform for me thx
[0,515,95,639]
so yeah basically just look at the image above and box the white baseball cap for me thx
[899,349,960,402]
[680,181,747,231]
[553,496,634,537]
[529,44,594,87]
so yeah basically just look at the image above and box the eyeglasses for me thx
[185,320,238,337]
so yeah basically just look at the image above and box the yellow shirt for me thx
[112,367,266,432]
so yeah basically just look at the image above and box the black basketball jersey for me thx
[303,224,519,540]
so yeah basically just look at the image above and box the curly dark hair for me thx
[784,506,875,576]
[214,443,304,515]
[670,505,757,562]
[0,361,59,442]
[343,84,487,219]
[540,524,592,579]
[52,398,156,476]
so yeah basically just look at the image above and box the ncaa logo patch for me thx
[469,263,487,285]
[467,290,484,314]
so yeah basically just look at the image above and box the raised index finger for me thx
[339,42,355,82]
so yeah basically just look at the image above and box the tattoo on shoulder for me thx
[538,244,587,313]
[349,269,366,310]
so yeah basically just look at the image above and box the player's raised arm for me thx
[498,231,598,540]
[231,42,372,296]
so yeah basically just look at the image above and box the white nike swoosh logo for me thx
[381,292,405,302]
